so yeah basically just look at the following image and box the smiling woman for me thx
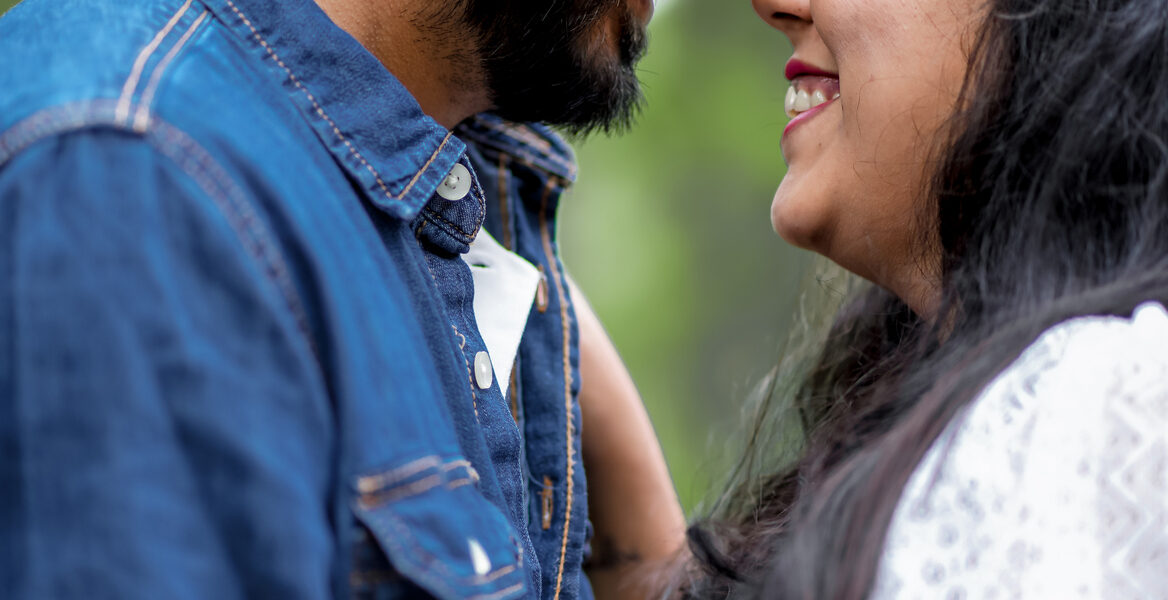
[762,0,980,316]
[670,0,1168,596]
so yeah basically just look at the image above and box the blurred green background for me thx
[560,0,805,511]
[0,0,807,513]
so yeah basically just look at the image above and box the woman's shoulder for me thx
[871,302,1168,600]
[1007,300,1168,398]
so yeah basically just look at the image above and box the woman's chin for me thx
[770,181,830,252]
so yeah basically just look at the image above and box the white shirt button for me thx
[474,351,493,390]
[437,163,472,201]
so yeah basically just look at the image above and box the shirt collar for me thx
[456,114,578,183]
[202,0,467,222]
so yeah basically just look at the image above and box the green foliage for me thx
[0,0,16,14]
[560,0,807,512]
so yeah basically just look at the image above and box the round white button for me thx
[474,351,493,390]
[437,163,472,201]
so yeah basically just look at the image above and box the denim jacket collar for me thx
[202,0,467,222]
[456,114,578,184]
[201,0,580,241]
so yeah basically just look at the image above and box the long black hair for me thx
[682,0,1168,596]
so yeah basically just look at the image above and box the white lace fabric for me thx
[872,302,1168,599]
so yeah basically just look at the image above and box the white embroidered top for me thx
[871,302,1168,599]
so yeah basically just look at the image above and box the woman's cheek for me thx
[811,0,893,59]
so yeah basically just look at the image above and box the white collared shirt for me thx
[461,229,542,399]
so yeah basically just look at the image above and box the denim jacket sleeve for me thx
[0,130,337,599]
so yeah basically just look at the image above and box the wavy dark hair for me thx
[681,0,1168,597]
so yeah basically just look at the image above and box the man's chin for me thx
[489,46,644,135]
[492,73,642,137]
[470,0,647,135]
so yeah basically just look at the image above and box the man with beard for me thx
[0,0,683,597]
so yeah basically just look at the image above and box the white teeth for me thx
[794,89,811,113]
[785,84,839,118]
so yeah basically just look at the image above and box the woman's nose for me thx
[752,0,811,34]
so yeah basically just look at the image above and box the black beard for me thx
[463,0,648,136]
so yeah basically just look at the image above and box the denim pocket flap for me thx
[352,456,527,600]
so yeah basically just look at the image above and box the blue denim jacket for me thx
[0,0,591,598]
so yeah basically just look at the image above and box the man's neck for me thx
[313,0,490,130]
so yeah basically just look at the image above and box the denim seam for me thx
[474,583,525,600]
[420,179,487,242]
[0,102,320,369]
[451,324,480,419]
[539,176,577,600]
[495,153,514,250]
[358,499,524,595]
[420,206,475,244]
[358,475,474,508]
[460,129,577,182]
[356,456,441,494]
[356,457,481,507]
[355,461,523,595]
[222,0,454,202]
[356,456,475,495]
[464,118,577,178]
[116,0,196,125]
[132,10,211,132]
[448,477,475,491]
[0,101,123,167]
[146,119,321,365]
[416,253,484,426]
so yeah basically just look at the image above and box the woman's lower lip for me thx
[783,99,836,138]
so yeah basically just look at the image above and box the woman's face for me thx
[754,0,982,316]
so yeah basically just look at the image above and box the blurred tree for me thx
[561,0,806,511]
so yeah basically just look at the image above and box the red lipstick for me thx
[785,59,837,81]
[782,60,841,138]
